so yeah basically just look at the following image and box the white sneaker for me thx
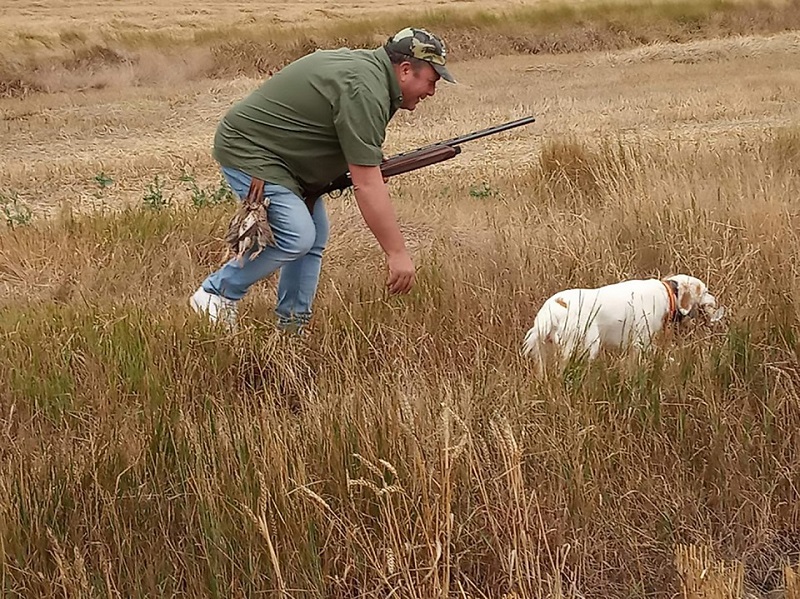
[189,287,239,333]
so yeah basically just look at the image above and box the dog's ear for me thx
[676,281,703,316]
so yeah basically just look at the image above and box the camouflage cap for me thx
[384,27,456,83]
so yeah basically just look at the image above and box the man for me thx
[189,27,456,333]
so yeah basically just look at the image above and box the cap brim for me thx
[432,63,456,84]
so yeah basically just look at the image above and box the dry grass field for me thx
[1,0,800,597]
[2,0,538,33]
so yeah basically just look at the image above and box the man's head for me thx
[384,27,455,111]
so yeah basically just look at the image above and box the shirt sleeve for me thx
[333,81,387,167]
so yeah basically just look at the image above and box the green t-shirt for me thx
[212,46,403,200]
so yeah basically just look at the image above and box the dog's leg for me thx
[555,325,601,373]
[585,328,602,362]
[534,347,546,379]
[556,331,581,372]
[628,333,657,369]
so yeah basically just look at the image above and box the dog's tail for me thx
[521,309,556,375]
[521,324,541,357]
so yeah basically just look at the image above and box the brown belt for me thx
[249,177,316,214]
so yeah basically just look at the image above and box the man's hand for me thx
[386,251,415,294]
[349,163,415,295]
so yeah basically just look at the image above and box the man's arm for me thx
[349,163,415,295]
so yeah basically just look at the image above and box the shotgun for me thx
[302,115,536,206]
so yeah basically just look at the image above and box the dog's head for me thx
[664,274,725,322]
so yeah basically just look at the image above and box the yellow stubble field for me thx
[2,1,800,597]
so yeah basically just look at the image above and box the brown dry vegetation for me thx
[2,1,800,598]
[1,0,800,97]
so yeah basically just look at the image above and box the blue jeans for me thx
[202,166,329,330]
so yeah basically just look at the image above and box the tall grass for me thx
[1,126,799,597]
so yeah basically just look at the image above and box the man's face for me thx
[397,61,440,111]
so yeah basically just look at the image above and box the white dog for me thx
[521,274,724,374]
